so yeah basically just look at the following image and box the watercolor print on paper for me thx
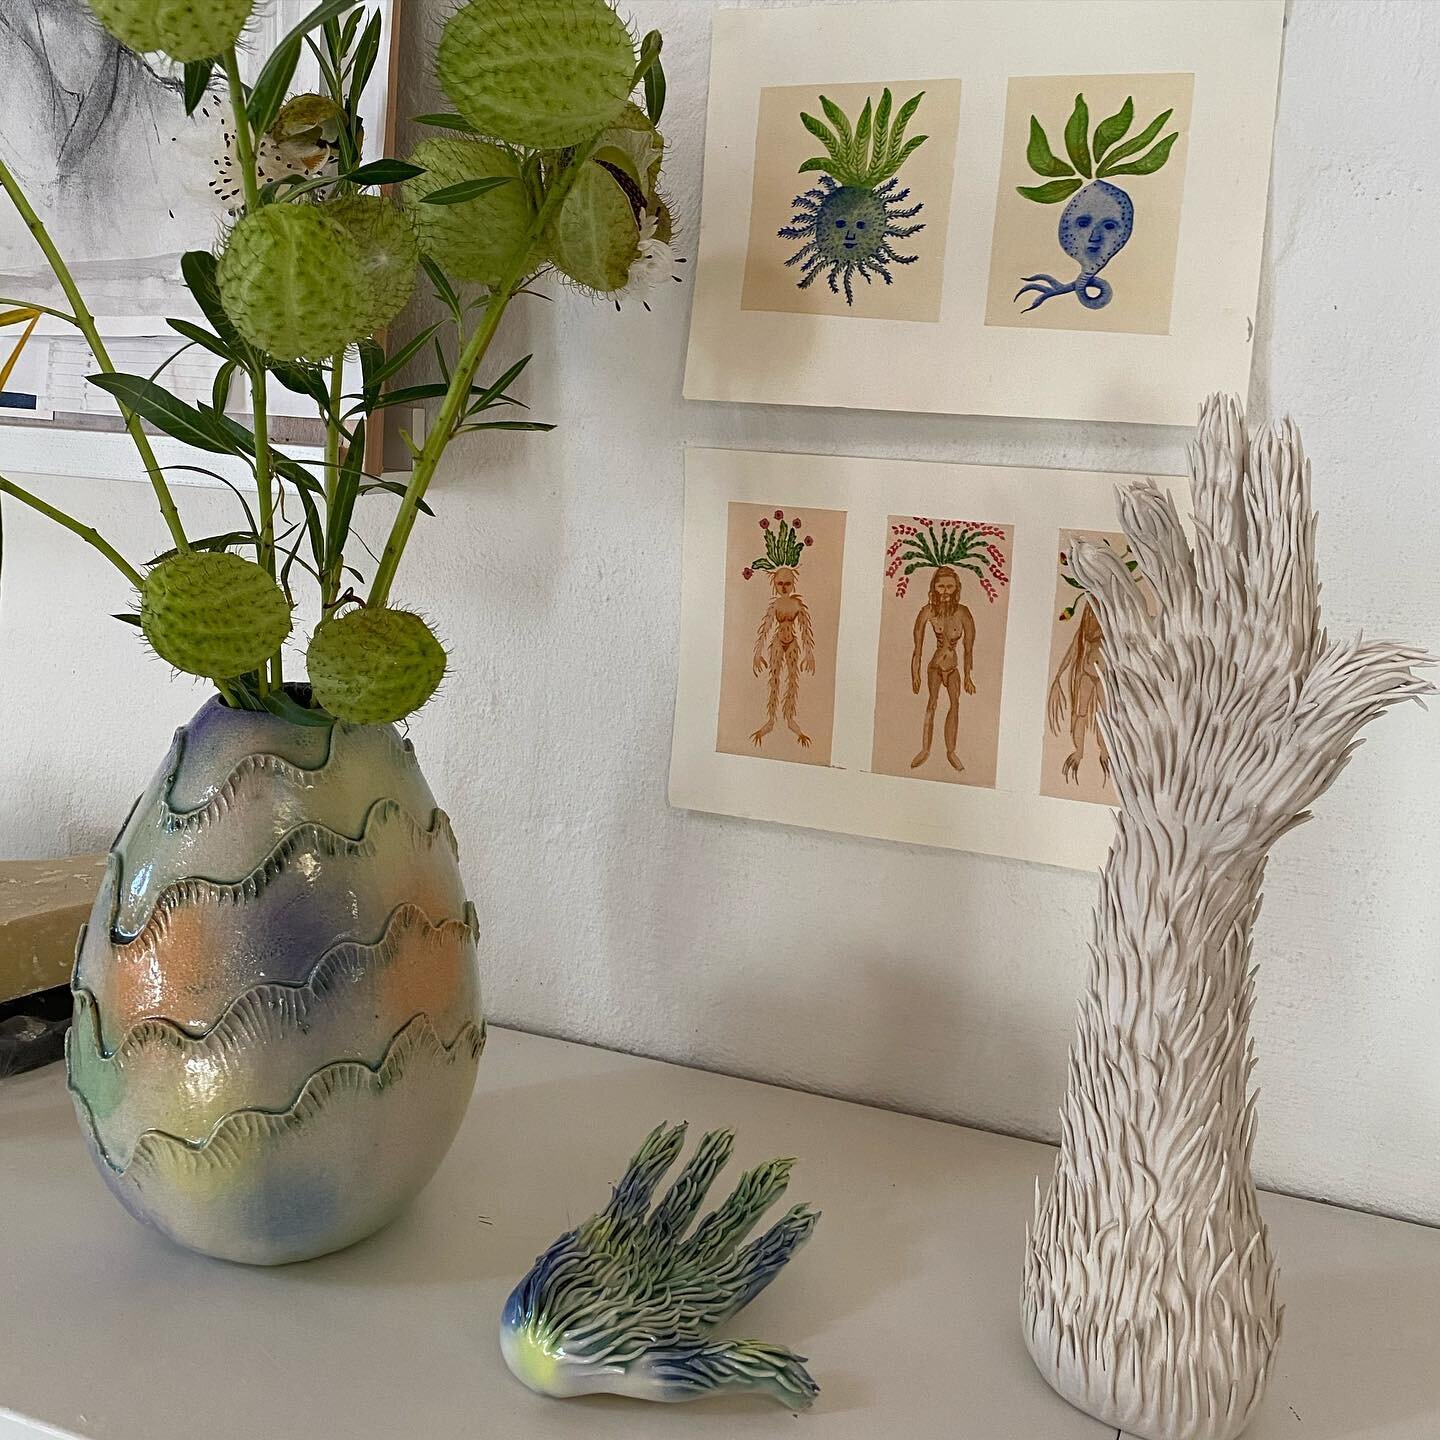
[716,504,847,766]
[1040,530,1153,805]
[741,80,961,322]
[987,74,1194,335]
[872,518,1014,787]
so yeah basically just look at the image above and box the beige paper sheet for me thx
[671,448,1186,872]
[683,0,1284,426]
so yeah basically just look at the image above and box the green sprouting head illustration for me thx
[1014,94,1180,312]
[779,88,928,305]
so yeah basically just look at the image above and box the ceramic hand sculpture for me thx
[502,1123,821,1408]
[1021,395,1431,1440]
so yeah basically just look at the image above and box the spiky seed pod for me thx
[324,195,420,332]
[544,160,640,294]
[141,552,291,680]
[87,0,255,62]
[436,0,636,149]
[307,609,447,726]
[217,204,374,362]
[399,139,534,288]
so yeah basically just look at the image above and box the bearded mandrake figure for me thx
[779,87,928,305]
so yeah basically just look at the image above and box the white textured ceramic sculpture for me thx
[1021,396,1430,1440]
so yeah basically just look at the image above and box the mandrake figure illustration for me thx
[1014,93,1180,312]
[779,87,928,305]
[501,1123,821,1408]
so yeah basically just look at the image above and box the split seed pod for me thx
[141,552,292,680]
[545,161,640,294]
[217,204,374,361]
[436,0,636,149]
[307,608,448,725]
[87,0,255,63]
[400,139,534,288]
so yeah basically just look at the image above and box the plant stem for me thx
[223,48,279,694]
[322,354,345,608]
[367,141,601,609]
[0,475,143,588]
[0,297,77,325]
[0,158,189,553]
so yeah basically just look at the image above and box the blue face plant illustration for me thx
[1013,94,1179,312]
[779,87,928,305]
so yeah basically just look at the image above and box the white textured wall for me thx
[2,0,1438,1224]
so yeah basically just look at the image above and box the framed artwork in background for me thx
[0,0,402,480]
[684,0,1285,426]
[670,447,1186,871]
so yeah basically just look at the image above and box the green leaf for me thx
[1063,94,1092,178]
[871,87,893,170]
[799,111,844,163]
[412,113,480,133]
[112,612,142,628]
[1096,108,1173,170]
[420,176,514,205]
[181,251,252,361]
[1099,130,1179,177]
[796,157,833,176]
[818,95,852,147]
[86,373,243,455]
[360,479,435,516]
[632,29,663,89]
[644,54,667,125]
[1092,96,1134,162]
[469,354,531,413]
[1016,178,1083,204]
[148,531,258,565]
[346,11,383,113]
[249,0,362,136]
[343,158,425,186]
[211,359,239,415]
[368,323,442,388]
[854,96,874,153]
[1025,116,1074,178]
[420,256,462,322]
[183,60,214,117]
[166,318,233,362]
[458,420,555,433]
[267,358,330,410]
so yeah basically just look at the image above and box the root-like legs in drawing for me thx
[909,566,976,773]
[750,567,816,748]
[1047,598,1110,785]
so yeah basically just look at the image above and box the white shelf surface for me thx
[1,1027,1437,1440]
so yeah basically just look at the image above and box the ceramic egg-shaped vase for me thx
[67,697,483,1264]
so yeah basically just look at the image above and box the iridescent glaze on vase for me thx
[68,697,483,1265]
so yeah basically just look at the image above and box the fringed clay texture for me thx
[68,698,482,1264]
[1021,396,1430,1440]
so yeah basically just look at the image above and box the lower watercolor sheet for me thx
[669,447,1182,871]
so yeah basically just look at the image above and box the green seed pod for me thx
[324,195,420,332]
[597,103,665,199]
[87,0,255,63]
[545,160,639,294]
[436,0,636,149]
[141,552,292,680]
[400,139,534,288]
[307,609,447,726]
[217,204,373,361]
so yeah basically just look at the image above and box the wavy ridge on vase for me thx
[73,1016,486,1266]
[112,718,439,939]
[77,801,468,1048]
[70,904,481,1166]
[69,697,483,1264]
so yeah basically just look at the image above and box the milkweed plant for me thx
[0,0,678,726]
